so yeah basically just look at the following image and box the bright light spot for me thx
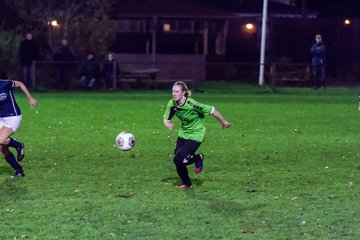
[51,20,59,27]
[245,23,254,30]
[344,19,351,25]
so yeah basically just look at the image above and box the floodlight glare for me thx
[245,23,254,30]
[51,20,58,27]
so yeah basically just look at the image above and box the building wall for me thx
[111,17,360,81]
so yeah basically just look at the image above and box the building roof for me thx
[230,1,317,18]
[113,0,239,19]
[112,0,317,20]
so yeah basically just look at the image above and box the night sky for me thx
[192,0,360,17]
[305,0,360,17]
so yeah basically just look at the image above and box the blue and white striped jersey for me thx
[0,80,21,117]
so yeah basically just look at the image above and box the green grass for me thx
[1,84,360,239]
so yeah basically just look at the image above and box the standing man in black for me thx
[310,34,326,89]
[19,33,39,89]
[102,53,119,90]
[53,39,75,90]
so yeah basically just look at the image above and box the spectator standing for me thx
[80,53,100,90]
[310,34,326,89]
[102,53,119,90]
[18,33,39,89]
[53,39,75,90]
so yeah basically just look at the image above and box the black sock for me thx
[8,138,22,149]
[5,154,23,171]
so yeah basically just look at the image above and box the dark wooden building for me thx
[110,0,321,82]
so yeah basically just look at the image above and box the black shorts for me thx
[174,137,202,158]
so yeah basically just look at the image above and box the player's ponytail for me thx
[173,81,191,98]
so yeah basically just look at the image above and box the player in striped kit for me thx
[163,81,231,188]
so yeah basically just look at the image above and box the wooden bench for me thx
[271,64,312,89]
[119,68,160,80]
[117,65,160,89]
[116,65,196,89]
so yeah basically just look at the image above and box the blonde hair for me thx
[173,81,191,98]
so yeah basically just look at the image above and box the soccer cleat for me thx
[14,170,25,177]
[176,184,191,189]
[16,143,25,162]
[195,154,204,173]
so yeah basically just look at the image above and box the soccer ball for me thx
[115,132,135,151]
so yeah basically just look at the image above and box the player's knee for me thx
[0,137,7,145]
[173,153,190,165]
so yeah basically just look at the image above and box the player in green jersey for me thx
[163,81,231,188]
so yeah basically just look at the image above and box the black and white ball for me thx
[115,132,135,151]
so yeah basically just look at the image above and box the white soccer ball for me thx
[115,132,135,151]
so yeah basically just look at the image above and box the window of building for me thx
[162,21,176,32]
[162,20,195,33]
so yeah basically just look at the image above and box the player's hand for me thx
[167,123,174,130]
[221,121,231,128]
[29,98,38,108]
[163,119,174,130]
[164,121,174,130]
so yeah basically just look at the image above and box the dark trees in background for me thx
[0,0,116,70]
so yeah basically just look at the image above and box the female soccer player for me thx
[0,70,38,177]
[163,81,231,188]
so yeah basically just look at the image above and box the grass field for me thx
[0,83,360,239]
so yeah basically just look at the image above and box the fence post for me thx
[270,63,276,91]
[112,61,116,89]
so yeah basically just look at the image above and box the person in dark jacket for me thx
[80,53,99,90]
[102,53,119,90]
[310,34,326,89]
[53,39,75,90]
[18,33,39,89]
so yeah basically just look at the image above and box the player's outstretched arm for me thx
[163,119,174,130]
[212,108,231,128]
[14,81,38,108]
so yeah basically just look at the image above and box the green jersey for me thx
[163,97,214,142]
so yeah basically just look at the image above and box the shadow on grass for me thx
[160,175,269,218]
[161,176,206,187]
[0,169,27,202]
[191,189,266,218]
[164,175,269,218]
[192,191,268,219]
